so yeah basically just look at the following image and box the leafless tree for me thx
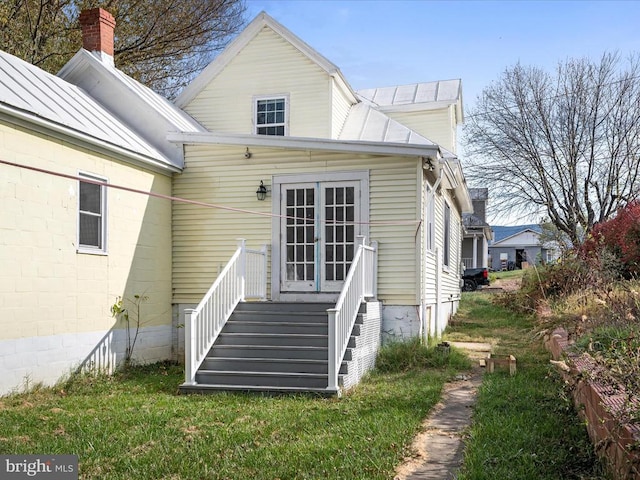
[464,53,640,246]
[0,0,246,98]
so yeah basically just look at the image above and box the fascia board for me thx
[441,157,473,213]
[376,100,458,114]
[0,105,180,175]
[167,131,440,158]
[491,229,540,246]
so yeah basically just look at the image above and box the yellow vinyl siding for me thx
[172,146,420,305]
[331,78,354,138]
[386,107,457,154]
[438,189,463,298]
[0,122,172,341]
[182,26,332,138]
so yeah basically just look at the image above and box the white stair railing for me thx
[327,236,378,392]
[184,239,267,385]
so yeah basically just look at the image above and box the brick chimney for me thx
[79,8,116,58]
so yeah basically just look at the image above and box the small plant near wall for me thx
[111,294,149,367]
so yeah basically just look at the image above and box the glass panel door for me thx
[281,184,317,291]
[280,181,359,293]
[321,183,359,292]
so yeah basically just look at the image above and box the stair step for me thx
[179,383,339,397]
[216,333,330,347]
[195,371,331,389]
[223,321,328,335]
[234,302,333,313]
[207,345,330,360]
[229,311,328,323]
[201,357,348,374]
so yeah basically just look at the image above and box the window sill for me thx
[77,248,108,256]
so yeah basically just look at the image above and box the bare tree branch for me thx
[464,53,640,246]
[0,0,246,99]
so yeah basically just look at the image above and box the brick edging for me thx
[544,328,640,479]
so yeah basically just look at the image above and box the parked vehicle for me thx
[462,267,490,291]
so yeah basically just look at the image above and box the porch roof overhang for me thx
[167,131,441,159]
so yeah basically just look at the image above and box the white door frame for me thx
[271,170,369,302]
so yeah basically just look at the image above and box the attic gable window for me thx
[255,96,287,136]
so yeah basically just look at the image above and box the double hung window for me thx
[255,97,287,136]
[443,202,451,268]
[78,173,107,253]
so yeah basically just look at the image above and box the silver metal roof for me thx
[95,55,204,134]
[339,103,436,146]
[0,49,172,167]
[356,79,462,107]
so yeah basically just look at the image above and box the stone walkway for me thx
[394,343,489,480]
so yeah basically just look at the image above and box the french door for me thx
[280,181,360,293]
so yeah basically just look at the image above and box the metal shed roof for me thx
[339,103,437,146]
[357,79,462,108]
[0,49,174,169]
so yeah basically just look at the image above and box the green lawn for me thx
[447,293,607,480]
[0,361,463,479]
[0,293,607,479]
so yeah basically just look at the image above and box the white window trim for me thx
[271,170,370,301]
[77,172,107,255]
[253,94,289,136]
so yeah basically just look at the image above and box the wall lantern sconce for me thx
[256,180,268,201]
[425,158,435,172]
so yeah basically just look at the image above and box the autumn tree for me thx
[464,53,640,246]
[0,0,246,98]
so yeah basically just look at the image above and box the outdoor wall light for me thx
[256,180,268,201]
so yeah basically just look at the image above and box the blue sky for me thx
[245,0,640,113]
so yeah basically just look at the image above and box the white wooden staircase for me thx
[179,302,364,395]
[179,237,378,396]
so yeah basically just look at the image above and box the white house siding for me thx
[181,26,332,138]
[172,145,422,311]
[0,123,173,395]
[385,108,457,154]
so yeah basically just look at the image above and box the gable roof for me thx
[175,11,358,108]
[0,49,178,173]
[357,79,464,123]
[58,49,206,169]
[490,224,542,245]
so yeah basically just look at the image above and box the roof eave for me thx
[0,104,180,175]
[167,131,440,158]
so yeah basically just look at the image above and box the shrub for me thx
[581,201,640,276]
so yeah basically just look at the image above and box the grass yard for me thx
[447,293,607,480]
[0,359,465,479]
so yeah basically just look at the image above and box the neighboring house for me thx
[0,8,203,396]
[0,9,473,396]
[462,188,493,268]
[489,225,559,271]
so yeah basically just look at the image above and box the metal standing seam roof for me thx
[104,60,205,134]
[356,79,462,107]
[0,50,171,166]
[338,102,437,146]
